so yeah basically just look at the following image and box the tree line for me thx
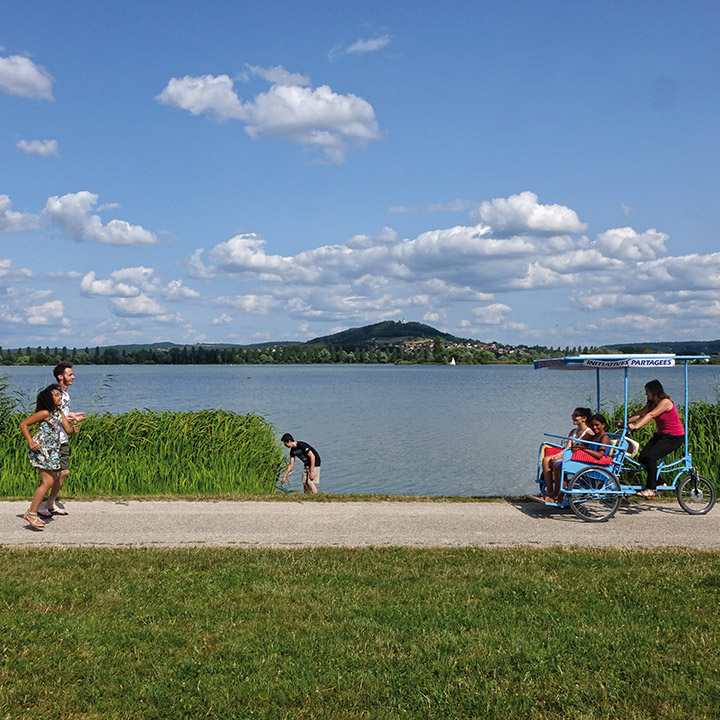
[0,341,570,366]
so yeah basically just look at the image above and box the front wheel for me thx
[677,474,716,515]
[567,467,621,522]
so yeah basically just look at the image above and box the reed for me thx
[0,409,285,497]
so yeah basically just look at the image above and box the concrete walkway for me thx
[2,498,719,549]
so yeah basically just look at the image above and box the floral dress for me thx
[28,410,63,470]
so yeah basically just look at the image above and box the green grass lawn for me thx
[2,547,719,719]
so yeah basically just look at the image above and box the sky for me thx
[1,0,719,350]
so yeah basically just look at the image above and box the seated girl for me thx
[541,407,592,501]
[546,413,613,504]
[569,413,612,465]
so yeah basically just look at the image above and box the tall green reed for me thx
[0,409,286,497]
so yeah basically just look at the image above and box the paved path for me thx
[2,498,719,549]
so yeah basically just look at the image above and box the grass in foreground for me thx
[2,547,719,719]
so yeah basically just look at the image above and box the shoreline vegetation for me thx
[1,401,718,497]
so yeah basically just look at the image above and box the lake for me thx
[3,363,719,497]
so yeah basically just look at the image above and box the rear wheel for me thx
[567,467,621,522]
[677,473,716,515]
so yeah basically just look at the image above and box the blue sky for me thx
[2,0,719,349]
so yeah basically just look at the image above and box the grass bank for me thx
[0,410,285,497]
[2,547,719,719]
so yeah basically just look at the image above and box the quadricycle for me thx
[529,354,716,522]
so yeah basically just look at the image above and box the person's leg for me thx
[302,466,319,494]
[25,469,56,528]
[638,435,684,490]
[550,461,564,501]
[44,444,69,512]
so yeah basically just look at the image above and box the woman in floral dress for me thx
[19,384,76,530]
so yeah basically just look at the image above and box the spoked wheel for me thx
[567,467,622,522]
[677,473,716,515]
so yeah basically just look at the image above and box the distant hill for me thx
[606,340,720,356]
[307,321,463,348]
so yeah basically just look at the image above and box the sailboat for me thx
[450,357,456,365]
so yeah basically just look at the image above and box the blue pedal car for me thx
[531,354,716,522]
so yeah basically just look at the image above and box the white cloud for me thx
[110,294,168,317]
[0,54,53,99]
[164,279,200,300]
[471,303,512,325]
[242,64,311,86]
[156,74,245,121]
[472,191,587,236]
[210,234,290,276]
[212,312,232,325]
[0,195,42,232]
[17,139,59,157]
[594,227,668,261]
[346,35,391,54]
[185,249,215,279]
[217,294,279,314]
[80,271,140,298]
[157,68,381,163]
[26,299,67,326]
[0,256,33,280]
[44,192,157,246]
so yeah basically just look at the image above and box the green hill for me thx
[307,321,462,348]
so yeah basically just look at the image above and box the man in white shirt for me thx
[40,362,85,516]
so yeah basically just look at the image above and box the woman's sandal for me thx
[23,511,45,530]
[636,489,657,499]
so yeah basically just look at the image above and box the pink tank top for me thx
[655,402,684,436]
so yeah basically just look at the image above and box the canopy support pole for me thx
[684,360,689,457]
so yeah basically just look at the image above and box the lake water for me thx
[3,364,719,497]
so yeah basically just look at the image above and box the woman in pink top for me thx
[628,380,685,498]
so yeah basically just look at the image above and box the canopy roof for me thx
[533,354,709,370]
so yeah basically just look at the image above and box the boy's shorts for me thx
[59,444,70,471]
[302,466,320,485]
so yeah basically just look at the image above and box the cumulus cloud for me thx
[17,139,59,157]
[163,279,200,300]
[157,67,381,163]
[44,192,157,246]
[110,294,168,318]
[212,312,232,325]
[80,271,140,298]
[471,303,512,325]
[26,299,67,326]
[472,191,587,236]
[0,54,53,99]
[180,188,720,340]
[594,227,668,261]
[0,195,42,232]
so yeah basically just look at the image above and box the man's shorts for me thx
[59,443,70,472]
[302,466,320,485]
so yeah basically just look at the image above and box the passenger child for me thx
[19,384,77,530]
[542,407,592,502]
[569,414,613,465]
